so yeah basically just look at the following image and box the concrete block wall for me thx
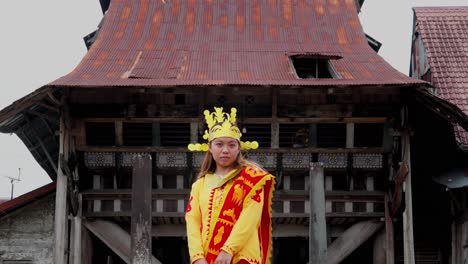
[0,195,55,264]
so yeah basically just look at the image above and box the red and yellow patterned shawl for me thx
[197,166,275,264]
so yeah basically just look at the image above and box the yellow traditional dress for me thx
[185,165,275,264]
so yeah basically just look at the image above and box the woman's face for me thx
[209,137,240,170]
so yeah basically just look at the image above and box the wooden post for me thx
[402,130,415,264]
[384,194,395,264]
[373,229,386,264]
[309,162,327,264]
[54,114,69,264]
[71,194,83,264]
[190,122,198,143]
[346,123,354,148]
[271,122,279,149]
[116,121,123,146]
[283,176,290,213]
[131,154,153,264]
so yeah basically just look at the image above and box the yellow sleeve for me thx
[185,179,205,263]
[221,186,264,256]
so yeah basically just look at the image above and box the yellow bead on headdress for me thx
[187,107,259,151]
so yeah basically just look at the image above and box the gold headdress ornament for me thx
[187,107,259,151]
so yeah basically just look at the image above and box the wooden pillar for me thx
[283,176,290,213]
[373,229,386,264]
[131,154,153,264]
[54,114,69,264]
[309,162,327,264]
[384,194,395,264]
[346,123,354,148]
[190,122,198,143]
[402,130,415,264]
[82,227,93,264]
[71,194,83,264]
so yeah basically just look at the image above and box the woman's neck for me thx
[214,166,233,177]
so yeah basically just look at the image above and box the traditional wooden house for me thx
[409,7,468,264]
[0,0,433,263]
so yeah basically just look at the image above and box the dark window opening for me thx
[317,123,346,148]
[162,174,177,189]
[291,56,335,79]
[290,201,305,213]
[160,123,190,147]
[272,201,284,213]
[123,123,153,146]
[332,201,345,212]
[163,200,178,212]
[86,122,115,146]
[175,94,186,105]
[242,124,271,148]
[279,124,309,148]
[353,174,367,191]
[353,202,366,212]
[331,172,348,191]
[354,123,384,147]
[290,175,306,190]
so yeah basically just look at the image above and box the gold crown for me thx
[187,107,259,151]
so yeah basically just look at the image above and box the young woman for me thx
[186,107,275,264]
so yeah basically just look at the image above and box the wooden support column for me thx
[373,229,386,264]
[346,123,354,148]
[402,130,415,264]
[384,194,395,264]
[116,121,123,146]
[283,176,290,213]
[131,154,152,264]
[54,114,69,264]
[271,87,279,149]
[71,194,83,264]
[190,122,199,143]
[309,162,327,264]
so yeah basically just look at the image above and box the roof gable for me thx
[413,6,468,146]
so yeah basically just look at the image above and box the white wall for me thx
[0,195,55,263]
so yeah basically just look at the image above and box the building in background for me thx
[409,6,468,264]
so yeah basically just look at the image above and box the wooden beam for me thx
[54,113,69,264]
[79,116,389,124]
[27,109,58,122]
[309,163,327,264]
[77,145,386,154]
[38,102,60,112]
[47,91,62,106]
[327,220,383,264]
[131,154,153,264]
[23,117,58,173]
[84,219,162,264]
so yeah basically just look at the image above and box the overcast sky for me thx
[0,0,466,199]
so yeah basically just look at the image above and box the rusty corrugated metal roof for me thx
[414,6,468,146]
[50,0,422,88]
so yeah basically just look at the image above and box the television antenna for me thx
[2,168,21,200]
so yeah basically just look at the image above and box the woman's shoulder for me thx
[241,164,274,178]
